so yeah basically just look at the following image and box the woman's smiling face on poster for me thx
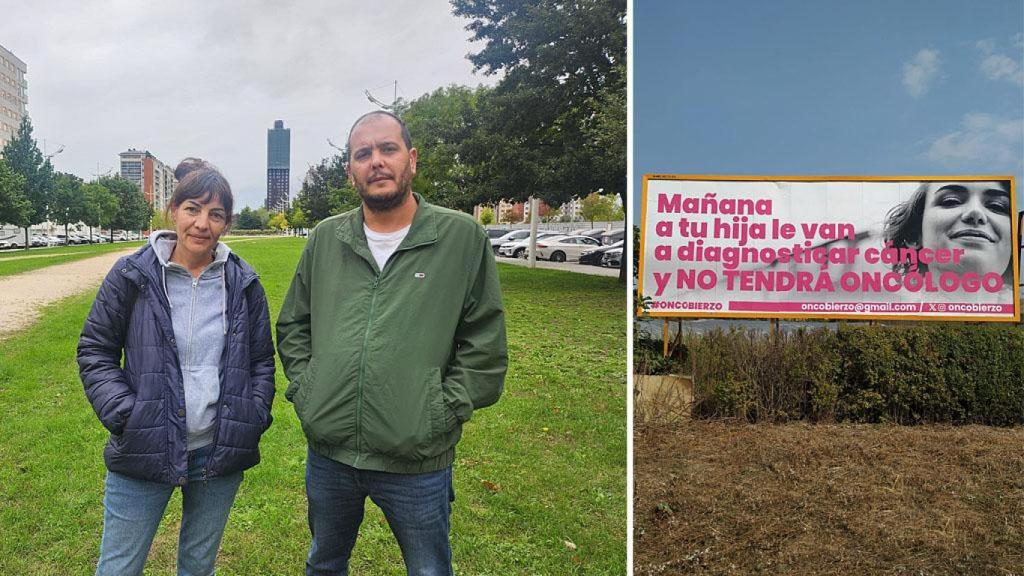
[920,181,1011,276]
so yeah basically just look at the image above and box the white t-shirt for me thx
[364,223,410,272]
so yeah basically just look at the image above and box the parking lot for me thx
[495,254,622,277]
[487,226,625,277]
[0,232,140,250]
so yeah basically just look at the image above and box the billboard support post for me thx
[662,319,669,358]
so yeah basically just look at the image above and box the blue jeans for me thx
[305,448,454,576]
[95,444,244,576]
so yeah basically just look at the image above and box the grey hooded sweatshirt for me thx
[150,230,231,450]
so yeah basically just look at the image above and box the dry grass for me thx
[634,420,1024,575]
[634,374,693,425]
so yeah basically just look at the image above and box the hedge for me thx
[679,324,1024,425]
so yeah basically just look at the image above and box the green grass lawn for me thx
[0,236,626,575]
[0,241,146,277]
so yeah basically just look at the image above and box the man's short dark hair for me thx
[346,110,413,152]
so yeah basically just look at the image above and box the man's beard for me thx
[357,171,412,213]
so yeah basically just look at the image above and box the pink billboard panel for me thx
[638,176,1020,322]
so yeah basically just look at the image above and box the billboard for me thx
[638,175,1020,322]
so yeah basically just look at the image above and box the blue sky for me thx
[633,0,1024,216]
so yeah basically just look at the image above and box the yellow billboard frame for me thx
[637,174,1021,323]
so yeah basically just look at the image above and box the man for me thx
[276,110,507,576]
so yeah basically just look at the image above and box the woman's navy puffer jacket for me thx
[77,244,275,485]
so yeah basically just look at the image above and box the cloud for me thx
[0,0,497,209]
[902,49,940,98]
[975,38,1024,86]
[924,113,1024,169]
[975,39,997,54]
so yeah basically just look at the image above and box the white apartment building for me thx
[561,197,583,221]
[0,43,27,149]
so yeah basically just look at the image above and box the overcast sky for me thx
[0,0,497,210]
[634,0,1024,215]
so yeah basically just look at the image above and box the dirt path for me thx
[0,248,135,339]
[0,251,83,261]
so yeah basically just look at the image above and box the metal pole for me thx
[528,197,539,268]
[662,318,669,357]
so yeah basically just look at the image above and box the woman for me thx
[77,158,275,575]
[883,180,1014,302]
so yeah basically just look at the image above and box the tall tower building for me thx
[0,44,28,149]
[119,148,176,211]
[266,119,290,212]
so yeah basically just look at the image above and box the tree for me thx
[99,175,151,240]
[479,206,494,225]
[288,206,308,232]
[401,85,490,211]
[252,207,271,229]
[81,182,118,242]
[0,158,30,230]
[267,212,289,232]
[584,62,626,203]
[1,116,54,249]
[580,192,622,226]
[236,206,261,230]
[50,172,86,241]
[451,0,626,208]
[452,0,626,280]
[150,207,173,231]
[541,206,562,223]
[295,153,358,224]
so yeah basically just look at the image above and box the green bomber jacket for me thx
[276,194,508,473]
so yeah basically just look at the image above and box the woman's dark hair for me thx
[882,183,929,275]
[167,158,233,225]
[883,181,1014,280]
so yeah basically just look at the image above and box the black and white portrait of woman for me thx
[883,181,1013,303]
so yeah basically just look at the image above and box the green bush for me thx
[688,327,836,421]
[634,336,686,376]
[685,323,1024,425]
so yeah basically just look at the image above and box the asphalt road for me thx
[495,255,622,277]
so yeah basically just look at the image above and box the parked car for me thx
[579,240,623,266]
[599,229,624,245]
[569,228,608,241]
[497,232,563,259]
[601,247,622,268]
[490,229,535,253]
[485,228,511,239]
[534,235,602,262]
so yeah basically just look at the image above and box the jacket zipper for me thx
[348,225,435,466]
[181,276,200,481]
[131,261,189,484]
[354,273,381,468]
[186,277,198,371]
[205,271,252,477]
[132,258,249,483]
